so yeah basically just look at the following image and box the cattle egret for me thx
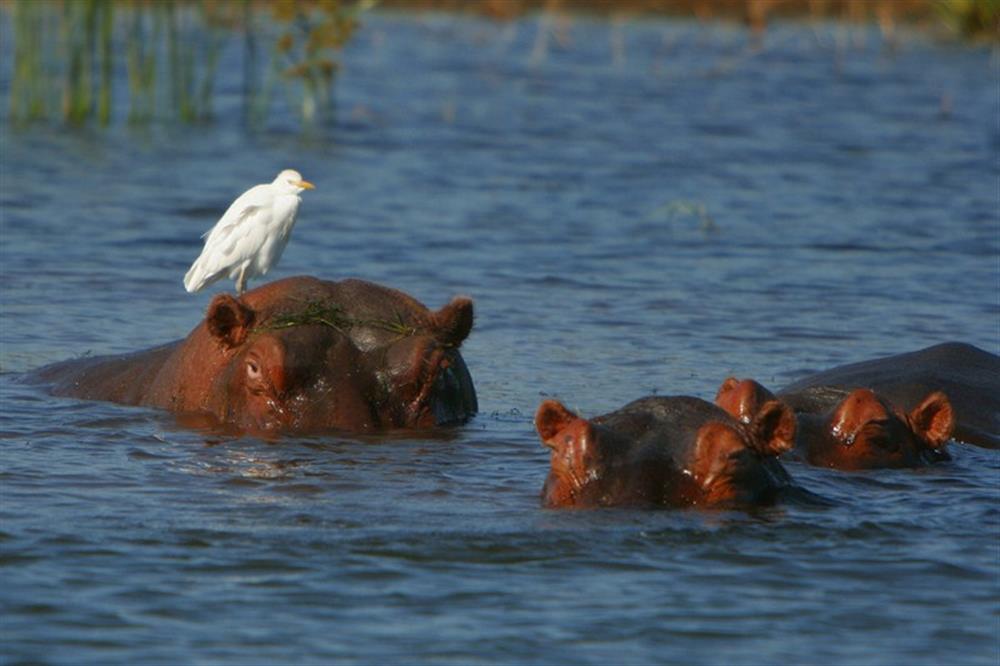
[184,169,315,296]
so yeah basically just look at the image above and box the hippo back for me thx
[30,344,178,406]
[781,343,999,448]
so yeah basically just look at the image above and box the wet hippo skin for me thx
[714,342,998,468]
[30,276,478,435]
[779,343,998,450]
[535,395,798,509]
[716,378,954,469]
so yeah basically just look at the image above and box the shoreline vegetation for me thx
[6,0,366,128]
[2,0,997,129]
[385,0,998,39]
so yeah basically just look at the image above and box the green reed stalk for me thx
[164,0,188,121]
[126,4,158,123]
[97,0,114,124]
[8,0,364,128]
[10,0,49,122]
[242,0,260,127]
[195,0,227,122]
[61,0,98,124]
[934,0,1000,41]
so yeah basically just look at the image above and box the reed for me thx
[5,0,995,128]
[934,0,1000,41]
[382,0,998,41]
[125,3,159,123]
[9,0,53,123]
[61,0,92,124]
[269,0,366,126]
[97,0,113,123]
[162,0,228,122]
[6,0,363,128]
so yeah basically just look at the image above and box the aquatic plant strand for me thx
[259,300,417,338]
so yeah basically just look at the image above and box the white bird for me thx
[184,169,315,296]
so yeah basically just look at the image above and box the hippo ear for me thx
[535,399,585,447]
[909,391,954,448]
[431,297,474,348]
[748,399,796,457]
[715,377,740,398]
[715,377,742,401]
[206,294,256,349]
[715,377,757,424]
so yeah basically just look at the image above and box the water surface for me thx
[1,12,998,665]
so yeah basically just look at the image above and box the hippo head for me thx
[715,378,953,469]
[817,388,953,468]
[534,396,795,509]
[194,279,477,434]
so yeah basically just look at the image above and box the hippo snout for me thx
[431,353,479,425]
[431,359,474,425]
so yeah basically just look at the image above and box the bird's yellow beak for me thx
[297,180,315,190]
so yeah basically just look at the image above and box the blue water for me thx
[1,11,998,665]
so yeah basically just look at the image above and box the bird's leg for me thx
[236,265,247,297]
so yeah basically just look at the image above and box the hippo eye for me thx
[246,360,262,379]
[861,420,896,451]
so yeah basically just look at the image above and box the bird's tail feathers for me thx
[184,260,224,293]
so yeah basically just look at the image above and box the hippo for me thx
[779,342,999,449]
[534,395,798,509]
[715,378,954,469]
[30,276,478,434]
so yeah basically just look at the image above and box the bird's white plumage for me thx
[184,169,314,295]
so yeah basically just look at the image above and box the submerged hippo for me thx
[779,342,999,449]
[31,277,478,434]
[715,378,953,469]
[534,395,797,509]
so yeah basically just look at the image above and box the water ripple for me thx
[1,12,997,666]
